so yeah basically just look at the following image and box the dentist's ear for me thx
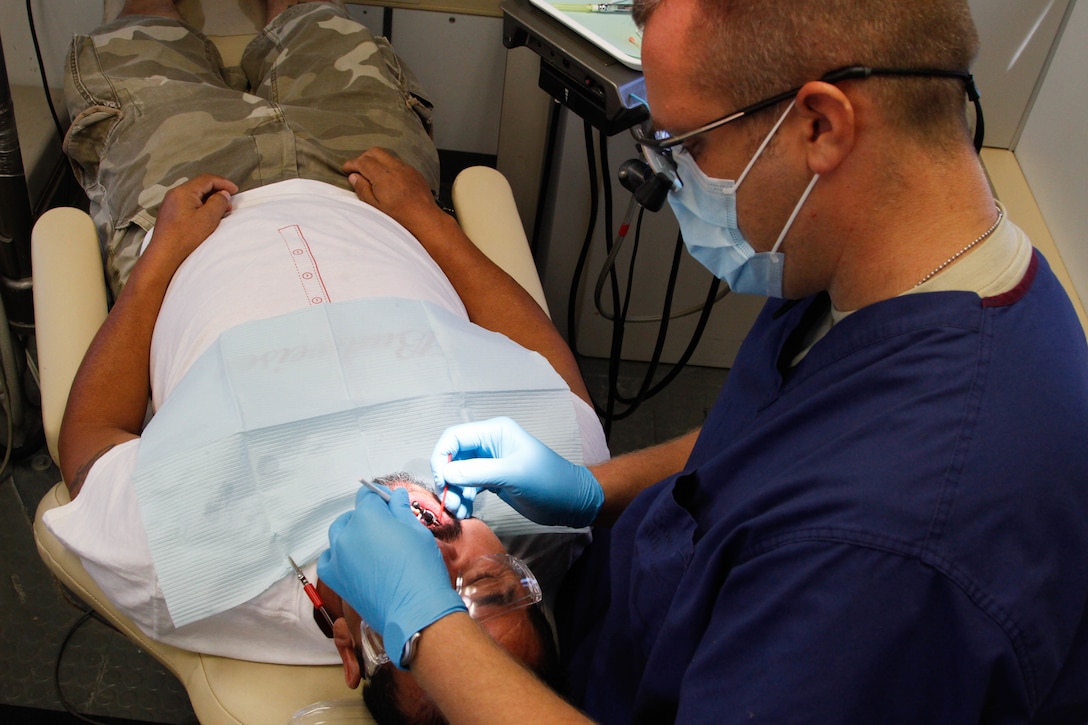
[333,617,362,689]
[795,81,856,175]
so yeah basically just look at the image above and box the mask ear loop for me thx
[736,100,797,187]
[771,173,820,254]
[734,98,818,254]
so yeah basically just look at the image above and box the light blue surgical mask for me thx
[666,101,819,298]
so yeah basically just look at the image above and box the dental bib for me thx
[132,297,580,627]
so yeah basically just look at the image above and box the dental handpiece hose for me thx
[288,556,335,631]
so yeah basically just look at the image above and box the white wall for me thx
[1014,0,1087,308]
[967,0,1074,149]
[389,9,506,156]
[1,0,99,87]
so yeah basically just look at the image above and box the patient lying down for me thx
[46,6,599,721]
[45,167,605,661]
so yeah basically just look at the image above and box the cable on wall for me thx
[25,0,65,143]
[565,120,728,436]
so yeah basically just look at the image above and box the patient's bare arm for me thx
[343,148,591,406]
[58,175,237,496]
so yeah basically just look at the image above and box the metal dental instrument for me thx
[288,555,335,633]
[360,478,437,526]
[553,2,633,12]
[412,501,438,527]
[360,477,391,502]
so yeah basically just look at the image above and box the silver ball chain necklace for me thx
[915,206,1004,287]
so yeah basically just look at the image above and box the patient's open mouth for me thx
[383,481,459,540]
[407,490,460,542]
[411,500,439,527]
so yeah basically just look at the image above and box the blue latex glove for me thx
[431,416,603,528]
[317,486,466,669]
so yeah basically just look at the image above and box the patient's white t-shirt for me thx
[44,179,609,664]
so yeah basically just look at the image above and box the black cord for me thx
[608,235,723,421]
[597,231,723,420]
[593,144,723,422]
[611,224,681,411]
[624,273,722,410]
[54,610,118,725]
[565,122,599,381]
[564,124,725,434]
[617,206,643,329]
[25,0,66,142]
[599,128,624,437]
[607,207,643,415]
[532,101,564,254]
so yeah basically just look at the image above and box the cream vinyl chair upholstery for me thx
[31,166,546,724]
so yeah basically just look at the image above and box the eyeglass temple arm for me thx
[825,66,985,152]
[634,65,985,153]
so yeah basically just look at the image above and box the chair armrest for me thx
[31,207,109,465]
[451,166,551,318]
[29,210,367,724]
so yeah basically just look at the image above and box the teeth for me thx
[411,500,438,527]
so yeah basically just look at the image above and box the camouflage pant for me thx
[64,2,439,294]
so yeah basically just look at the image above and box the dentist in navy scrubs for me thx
[319,1,1088,723]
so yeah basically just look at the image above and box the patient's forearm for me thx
[408,209,591,405]
[58,255,169,490]
[345,149,591,405]
[589,428,699,525]
[58,175,235,492]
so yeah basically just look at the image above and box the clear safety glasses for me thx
[357,553,542,677]
[630,64,983,176]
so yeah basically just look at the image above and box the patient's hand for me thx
[146,174,237,275]
[343,148,444,237]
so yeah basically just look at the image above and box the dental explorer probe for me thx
[360,477,392,502]
[553,2,633,12]
[360,478,438,526]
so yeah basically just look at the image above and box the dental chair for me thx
[33,5,545,720]
[32,163,544,722]
[30,165,547,725]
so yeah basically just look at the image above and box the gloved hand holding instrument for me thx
[318,484,466,669]
[430,416,604,528]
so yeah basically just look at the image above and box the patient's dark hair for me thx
[362,601,559,725]
[372,472,425,488]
